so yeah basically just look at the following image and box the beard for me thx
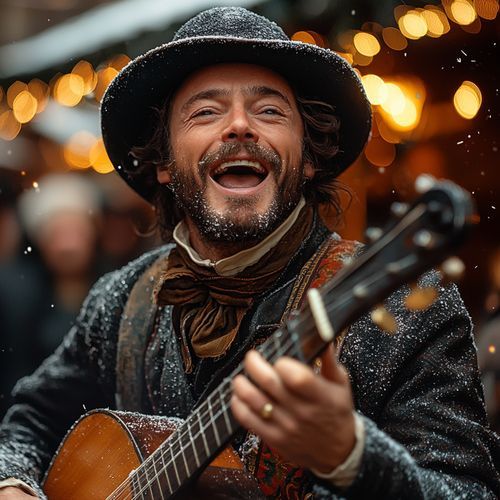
[168,142,306,243]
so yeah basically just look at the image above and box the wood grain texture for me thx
[44,410,264,499]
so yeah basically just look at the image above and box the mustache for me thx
[198,143,282,178]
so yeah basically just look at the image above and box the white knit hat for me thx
[18,173,100,240]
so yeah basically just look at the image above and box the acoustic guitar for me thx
[43,178,474,499]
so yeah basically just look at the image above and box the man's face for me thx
[161,63,313,243]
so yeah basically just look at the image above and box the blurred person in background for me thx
[0,170,22,264]
[0,173,100,416]
[97,173,159,273]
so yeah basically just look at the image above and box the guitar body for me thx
[43,409,264,499]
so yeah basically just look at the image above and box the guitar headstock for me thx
[289,177,476,361]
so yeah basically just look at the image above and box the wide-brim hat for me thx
[101,6,372,202]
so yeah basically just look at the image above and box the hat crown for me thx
[173,7,288,43]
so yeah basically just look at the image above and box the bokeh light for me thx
[12,90,37,123]
[381,83,406,116]
[64,131,96,169]
[335,51,354,65]
[53,74,84,107]
[398,10,428,39]
[382,27,408,51]
[28,79,49,114]
[449,0,477,25]
[352,52,373,67]
[377,78,425,132]
[421,8,445,37]
[94,67,119,103]
[453,80,482,119]
[391,99,418,128]
[475,0,499,20]
[337,30,355,51]
[107,54,132,71]
[353,32,381,57]
[292,31,317,45]
[361,74,388,105]
[90,138,114,174]
[364,137,397,167]
[7,81,28,108]
[0,110,21,140]
[71,60,98,95]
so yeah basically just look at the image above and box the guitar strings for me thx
[108,332,302,500]
[110,205,427,498]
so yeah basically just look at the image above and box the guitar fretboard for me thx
[114,327,303,499]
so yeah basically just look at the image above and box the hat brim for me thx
[101,36,372,202]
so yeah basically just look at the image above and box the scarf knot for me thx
[154,206,313,371]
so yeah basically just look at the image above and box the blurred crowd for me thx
[1,167,500,434]
[0,168,159,417]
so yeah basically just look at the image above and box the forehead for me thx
[172,63,296,106]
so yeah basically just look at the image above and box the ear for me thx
[156,165,172,185]
[304,161,315,180]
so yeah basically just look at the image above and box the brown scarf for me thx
[154,206,313,372]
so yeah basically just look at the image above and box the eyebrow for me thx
[245,85,291,106]
[181,89,231,112]
[181,85,291,112]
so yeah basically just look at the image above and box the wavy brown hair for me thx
[130,92,345,242]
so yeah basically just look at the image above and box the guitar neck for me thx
[124,326,304,499]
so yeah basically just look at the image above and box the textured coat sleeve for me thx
[0,274,118,498]
[312,276,500,499]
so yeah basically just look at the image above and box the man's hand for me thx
[231,344,356,474]
[0,487,38,499]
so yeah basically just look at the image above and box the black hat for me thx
[101,6,372,202]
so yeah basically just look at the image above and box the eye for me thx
[261,107,283,116]
[192,108,216,118]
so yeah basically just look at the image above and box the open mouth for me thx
[211,160,268,189]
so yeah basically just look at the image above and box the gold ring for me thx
[260,402,274,420]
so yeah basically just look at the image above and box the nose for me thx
[221,106,259,143]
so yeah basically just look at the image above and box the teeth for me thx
[213,160,266,176]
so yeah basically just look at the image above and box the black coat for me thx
[0,220,499,498]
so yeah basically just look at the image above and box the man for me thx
[0,6,498,499]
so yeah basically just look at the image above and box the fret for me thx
[180,439,191,477]
[219,389,233,434]
[208,397,221,446]
[197,410,210,456]
[141,459,156,500]
[158,445,174,495]
[169,439,182,486]
[187,420,201,467]
[151,457,165,500]
[130,472,140,500]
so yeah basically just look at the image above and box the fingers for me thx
[320,344,350,384]
[237,348,350,407]
[231,375,295,436]
[242,350,289,403]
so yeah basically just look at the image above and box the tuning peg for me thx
[404,285,438,311]
[390,202,409,217]
[441,256,465,283]
[415,174,437,194]
[371,306,397,334]
[365,226,383,243]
